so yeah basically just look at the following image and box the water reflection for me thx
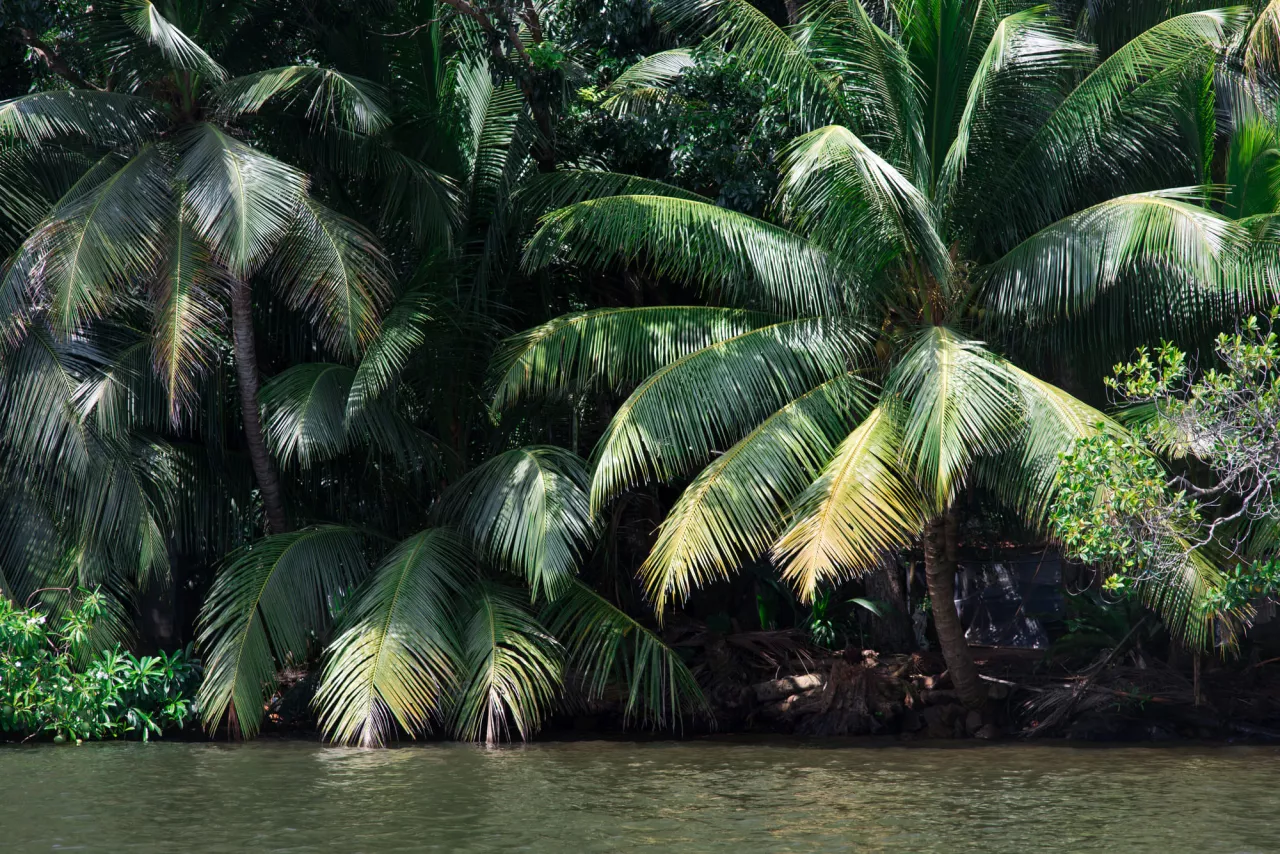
[2,740,1278,853]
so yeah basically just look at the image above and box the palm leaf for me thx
[888,327,1022,510]
[772,405,926,602]
[214,66,391,134]
[490,305,778,413]
[543,579,711,726]
[316,528,473,746]
[176,122,308,276]
[598,49,697,116]
[524,195,853,316]
[589,316,866,513]
[435,447,595,601]
[196,525,368,737]
[149,192,226,426]
[346,283,434,417]
[981,188,1256,342]
[777,124,948,286]
[450,583,562,744]
[642,373,869,615]
[121,0,227,81]
[267,196,392,357]
[0,91,162,146]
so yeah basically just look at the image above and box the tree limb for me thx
[12,28,99,91]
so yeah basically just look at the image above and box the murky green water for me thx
[2,739,1278,852]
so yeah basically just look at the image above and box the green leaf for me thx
[316,528,473,746]
[214,66,390,133]
[120,0,227,81]
[196,526,368,738]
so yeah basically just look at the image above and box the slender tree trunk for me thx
[229,279,290,534]
[923,512,986,709]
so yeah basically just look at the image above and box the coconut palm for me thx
[0,0,396,536]
[192,3,708,743]
[490,0,1280,708]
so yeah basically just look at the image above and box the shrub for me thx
[0,589,200,742]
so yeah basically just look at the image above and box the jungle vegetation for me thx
[2,0,1280,744]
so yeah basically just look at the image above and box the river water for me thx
[2,739,1277,852]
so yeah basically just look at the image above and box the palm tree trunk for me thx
[923,511,985,709]
[229,278,289,534]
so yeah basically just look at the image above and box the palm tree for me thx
[0,0,395,535]
[490,0,1280,708]
[192,3,709,743]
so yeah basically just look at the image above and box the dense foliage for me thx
[3,0,1280,745]
[0,590,198,741]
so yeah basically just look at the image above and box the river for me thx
[2,739,1277,852]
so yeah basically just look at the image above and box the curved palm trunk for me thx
[229,279,290,534]
[923,511,986,709]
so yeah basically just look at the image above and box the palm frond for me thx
[590,317,866,513]
[121,0,227,81]
[1244,0,1280,80]
[261,363,357,468]
[642,373,869,615]
[1223,117,1280,220]
[196,525,368,738]
[150,193,226,426]
[267,196,392,357]
[524,195,853,316]
[660,0,849,130]
[0,91,162,146]
[772,405,926,602]
[21,146,173,335]
[888,327,1022,510]
[435,447,595,601]
[517,170,709,217]
[778,124,948,286]
[981,188,1256,343]
[176,122,308,276]
[214,66,391,134]
[450,583,562,744]
[490,305,778,413]
[990,9,1250,239]
[346,283,434,417]
[938,7,1093,211]
[316,528,473,746]
[543,579,711,726]
[598,49,697,116]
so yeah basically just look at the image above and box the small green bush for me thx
[0,589,200,742]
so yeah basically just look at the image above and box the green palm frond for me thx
[451,583,562,744]
[798,0,926,181]
[590,317,866,513]
[267,197,392,357]
[543,579,711,727]
[121,0,227,81]
[938,7,1093,210]
[261,363,357,468]
[598,49,697,116]
[642,373,869,616]
[0,91,163,146]
[316,528,473,746]
[150,195,226,426]
[436,447,595,601]
[176,123,308,276]
[197,525,368,738]
[977,364,1124,523]
[524,195,853,316]
[778,124,948,286]
[1244,0,1280,80]
[772,405,925,602]
[990,9,1249,238]
[1223,117,1280,220]
[889,327,1022,510]
[661,0,849,129]
[346,283,434,418]
[1139,542,1227,651]
[981,188,1255,339]
[214,67,391,134]
[490,305,778,413]
[21,146,172,335]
